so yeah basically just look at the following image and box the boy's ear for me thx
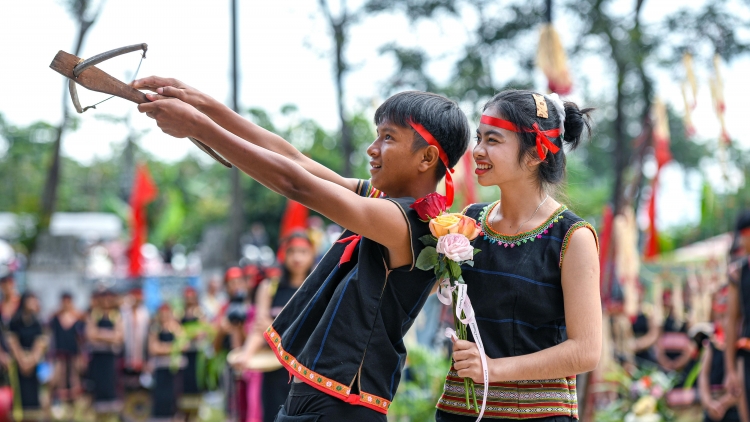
[419,145,441,173]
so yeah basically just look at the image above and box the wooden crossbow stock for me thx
[49,43,232,168]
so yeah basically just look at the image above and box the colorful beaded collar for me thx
[478,201,567,248]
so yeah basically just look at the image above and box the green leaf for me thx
[419,234,438,247]
[447,260,462,280]
[465,260,474,267]
[473,248,481,255]
[415,247,438,271]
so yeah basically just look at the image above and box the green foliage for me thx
[388,344,452,422]
[0,106,376,251]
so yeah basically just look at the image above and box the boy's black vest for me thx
[265,195,434,414]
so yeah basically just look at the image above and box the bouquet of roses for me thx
[411,192,484,411]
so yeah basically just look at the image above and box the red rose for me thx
[410,192,448,221]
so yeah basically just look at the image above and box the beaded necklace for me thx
[479,200,567,248]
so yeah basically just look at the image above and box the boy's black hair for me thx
[736,210,750,232]
[374,91,470,180]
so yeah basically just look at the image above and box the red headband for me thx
[408,120,454,207]
[480,115,561,161]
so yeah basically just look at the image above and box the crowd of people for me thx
[611,213,750,422]
[0,230,318,422]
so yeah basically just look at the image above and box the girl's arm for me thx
[148,331,171,356]
[725,281,742,396]
[634,315,661,353]
[454,228,601,382]
[252,280,273,334]
[138,99,413,269]
[132,77,358,192]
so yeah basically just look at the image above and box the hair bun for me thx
[562,101,594,150]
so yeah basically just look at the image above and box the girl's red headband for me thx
[408,120,454,207]
[479,115,561,161]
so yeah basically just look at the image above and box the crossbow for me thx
[49,43,232,168]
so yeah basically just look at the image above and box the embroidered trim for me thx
[559,221,599,268]
[437,369,578,419]
[359,179,384,199]
[263,326,392,414]
[479,202,567,248]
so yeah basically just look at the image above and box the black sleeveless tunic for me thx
[437,202,597,420]
[9,315,43,410]
[89,312,119,407]
[738,263,750,339]
[265,193,435,415]
[152,329,177,418]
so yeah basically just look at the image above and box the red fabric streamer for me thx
[479,115,561,161]
[408,120,455,207]
[336,235,361,266]
[128,164,158,278]
[644,176,660,259]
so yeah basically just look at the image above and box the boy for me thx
[133,77,470,420]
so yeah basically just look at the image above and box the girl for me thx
[149,303,182,422]
[437,90,601,421]
[86,290,124,420]
[49,292,85,413]
[239,232,316,422]
[7,292,48,422]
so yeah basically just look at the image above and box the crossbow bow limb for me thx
[49,43,232,168]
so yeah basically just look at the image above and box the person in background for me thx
[699,287,740,422]
[725,211,750,421]
[0,273,19,367]
[7,292,47,422]
[632,288,662,368]
[87,290,124,421]
[149,303,182,422]
[656,290,696,379]
[122,288,150,376]
[214,267,250,421]
[240,232,316,422]
[201,276,223,322]
[180,286,206,420]
[49,292,85,416]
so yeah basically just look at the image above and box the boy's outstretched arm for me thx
[138,98,413,269]
[133,76,358,192]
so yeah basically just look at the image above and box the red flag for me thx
[128,164,158,277]
[277,199,309,261]
[644,176,660,260]
[279,200,309,239]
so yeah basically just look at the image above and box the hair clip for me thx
[532,94,548,118]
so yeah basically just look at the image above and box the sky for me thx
[0,0,748,230]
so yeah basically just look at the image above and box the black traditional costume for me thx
[151,327,177,421]
[436,202,597,421]
[8,314,44,419]
[265,180,436,419]
[88,310,121,414]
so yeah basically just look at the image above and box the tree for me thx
[367,0,749,221]
[40,0,106,232]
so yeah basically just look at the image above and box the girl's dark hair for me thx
[483,90,593,190]
[374,91,471,180]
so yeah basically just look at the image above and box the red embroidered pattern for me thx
[264,326,392,414]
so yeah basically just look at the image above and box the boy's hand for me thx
[133,76,214,112]
[138,98,210,139]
